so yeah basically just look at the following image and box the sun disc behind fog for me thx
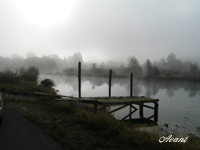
[14,0,74,26]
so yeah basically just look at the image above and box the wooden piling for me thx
[130,73,133,97]
[78,61,81,98]
[154,102,159,122]
[109,69,112,97]
[139,104,144,119]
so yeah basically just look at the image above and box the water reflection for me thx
[108,102,159,127]
[40,75,200,98]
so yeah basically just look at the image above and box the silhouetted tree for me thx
[144,59,153,78]
[152,66,160,77]
[40,79,55,88]
[68,53,83,68]
[0,69,19,84]
[91,63,97,71]
[167,53,184,72]
[18,66,39,84]
[127,56,142,78]
[190,63,199,76]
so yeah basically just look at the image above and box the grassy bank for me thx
[4,97,200,150]
[0,83,56,94]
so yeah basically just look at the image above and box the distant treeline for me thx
[0,53,200,81]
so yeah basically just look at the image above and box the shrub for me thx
[40,79,55,88]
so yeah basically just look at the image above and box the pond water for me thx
[40,74,200,137]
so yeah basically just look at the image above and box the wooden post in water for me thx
[109,69,112,97]
[78,61,81,98]
[130,73,133,97]
[129,72,133,120]
[154,102,159,122]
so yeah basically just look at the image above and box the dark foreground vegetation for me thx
[5,97,200,150]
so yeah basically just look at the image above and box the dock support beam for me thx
[78,61,81,98]
[139,104,144,119]
[129,105,132,119]
[109,69,112,97]
[154,102,159,122]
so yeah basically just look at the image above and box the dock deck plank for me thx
[99,97,159,105]
[60,96,159,105]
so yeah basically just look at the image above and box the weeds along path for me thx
[3,93,36,100]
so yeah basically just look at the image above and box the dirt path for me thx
[0,107,64,150]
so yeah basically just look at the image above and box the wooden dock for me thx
[61,62,159,124]
[61,96,159,123]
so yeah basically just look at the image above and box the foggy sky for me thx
[1,0,200,63]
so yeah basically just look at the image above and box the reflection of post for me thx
[109,69,112,97]
[78,62,81,98]
[139,103,144,119]
[154,102,159,122]
[130,73,133,97]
